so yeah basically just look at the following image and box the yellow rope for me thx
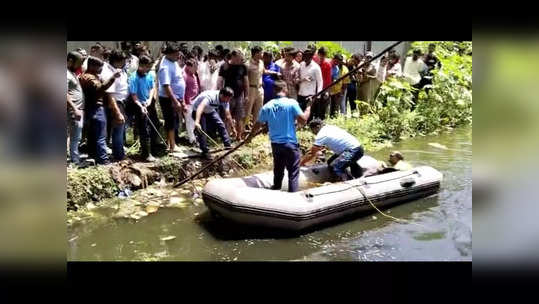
[354,184,429,230]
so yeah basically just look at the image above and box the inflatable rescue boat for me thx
[202,156,442,232]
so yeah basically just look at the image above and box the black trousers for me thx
[271,142,301,192]
[412,83,423,110]
[298,94,330,121]
[297,95,309,112]
[312,94,330,121]
[347,82,357,112]
[192,110,231,154]
[329,94,341,118]
[135,100,161,157]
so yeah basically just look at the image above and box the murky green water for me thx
[67,127,472,261]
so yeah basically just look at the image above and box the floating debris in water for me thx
[160,235,176,241]
[130,210,148,220]
[428,143,448,150]
[168,196,188,208]
[372,216,378,220]
[169,196,184,204]
[118,188,132,198]
[146,205,159,214]
[91,243,96,247]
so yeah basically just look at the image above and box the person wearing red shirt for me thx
[313,46,332,120]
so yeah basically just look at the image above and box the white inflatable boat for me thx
[202,157,443,232]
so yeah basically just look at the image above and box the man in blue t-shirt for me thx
[129,55,159,162]
[246,80,312,192]
[300,119,364,181]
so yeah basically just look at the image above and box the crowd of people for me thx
[67,41,440,175]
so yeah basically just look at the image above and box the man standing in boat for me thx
[246,81,312,193]
[300,119,364,181]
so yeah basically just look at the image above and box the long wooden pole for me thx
[173,129,262,188]
[173,41,404,188]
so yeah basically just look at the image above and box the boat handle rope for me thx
[304,171,419,198]
[304,170,431,230]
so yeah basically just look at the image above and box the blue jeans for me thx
[68,111,83,164]
[329,146,364,180]
[271,142,300,192]
[193,111,231,154]
[111,100,126,161]
[87,106,108,164]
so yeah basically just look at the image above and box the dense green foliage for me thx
[333,41,473,144]
[67,166,119,210]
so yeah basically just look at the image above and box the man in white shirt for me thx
[100,49,129,161]
[210,49,222,90]
[300,119,364,181]
[403,49,427,86]
[297,48,323,113]
[403,49,428,108]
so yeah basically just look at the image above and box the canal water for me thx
[67,127,472,261]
